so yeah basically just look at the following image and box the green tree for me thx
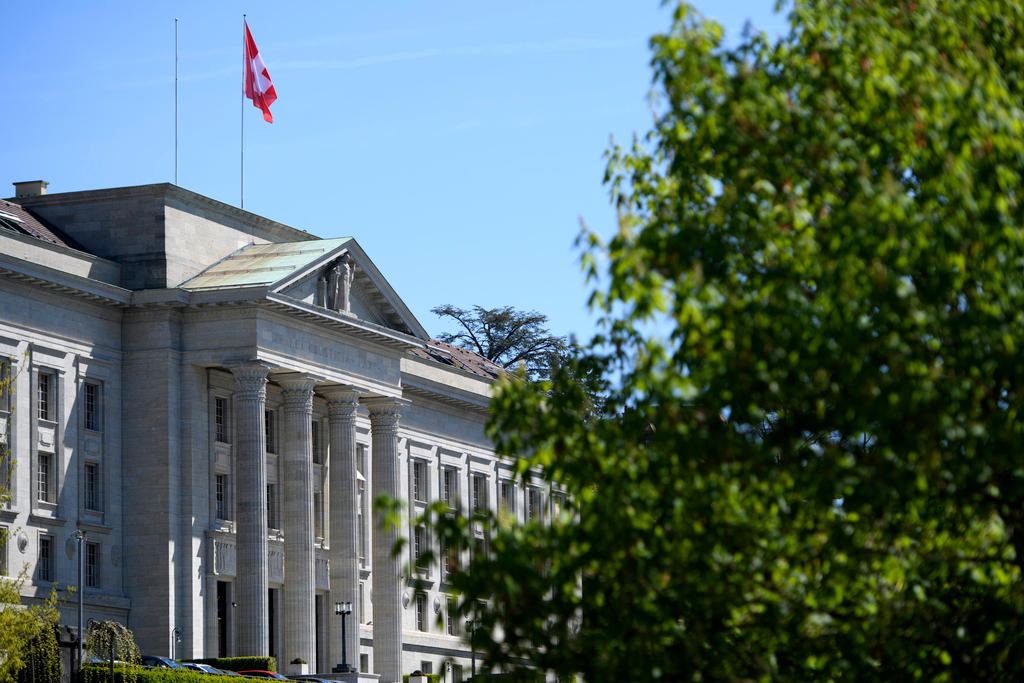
[431,305,568,382]
[427,1,1024,680]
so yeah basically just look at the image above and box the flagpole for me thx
[241,14,246,209]
[175,17,179,186]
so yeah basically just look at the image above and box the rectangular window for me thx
[414,525,427,571]
[499,480,514,515]
[453,665,463,683]
[357,445,368,567]
[552,492,566,519]
[84,463,100,511]
[38,535,52,582]
[442,468,456,508]
[38,371,53,421]
[215,474,228,520]
[412,460,427,502]
[215,397,228,443]
[37,453,53,503]
[421,661,432,675]
[267,484,279,530]
[0,527,8,576]
[447,596,458,635]
[84,382,101,432]
[265,410,276,453]
[313,492,324,538]
[443,540,458,578]
[0,358,11,412]
[528,488,542,522]
[86,542,100,588]
[472,474,486,513]
[359,582,366,624]
[416,593,427,632]
[311,420,321,464]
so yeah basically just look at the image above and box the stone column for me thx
[364,397,408,683]
[278,374,319,672]
[231,363,270,656]
[323,386,361,672]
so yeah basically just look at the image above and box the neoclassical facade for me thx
[0,181,548,682]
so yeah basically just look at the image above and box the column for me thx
[231,362,270,656]
[278,373,319,672]
[364,397,408,683]
[323,386,361,672]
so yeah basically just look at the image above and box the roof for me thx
[409,338,503,380]
[179,239,352,290]
[0,198,77,249]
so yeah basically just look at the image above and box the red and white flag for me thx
[244,21,277,123]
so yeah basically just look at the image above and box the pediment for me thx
[179,238,428,339]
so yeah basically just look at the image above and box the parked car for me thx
[141,655,181,669]
[215,669,244,677]
[287,677,334,683]
[238,672,289,681]
[181,663,222,675]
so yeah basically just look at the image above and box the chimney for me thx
[13,180,49,198]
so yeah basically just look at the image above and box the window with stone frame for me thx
[214,396,229,443]
[37,534,53,582]
[441,467,457,509]
[0,357,10,413]
[443,539,459,579]
[215,474,229,520]
[84,462,101,511]
[412,460,427,502]
[357,445,368,567]
[86,541,100,588]
[499,480,515,516]
[37,452,54,504]
[311,419,321,464]
[84,381,102,432]
[527,487,543,523]
[37,370,54,421]
[264,410,277,453]
[313,491,324,539]
[471,473,487,514]
[446,596,458,635]
[266,484,280,530]
[415,593,427,632]
[0,526,8,576]
[414,525,428,574]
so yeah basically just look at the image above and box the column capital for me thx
[229,361,272,401]
[275,372,321,414]
[323,386,362,423]
[362,396,410,422]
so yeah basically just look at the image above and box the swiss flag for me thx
[244,21,277,123]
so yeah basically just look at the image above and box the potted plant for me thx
[289,658,308,675]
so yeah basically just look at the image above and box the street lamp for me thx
[72,530,87,677]
[465,619,476,679]
[332,601,354,673]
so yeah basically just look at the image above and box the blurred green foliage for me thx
[426,1,1024,680]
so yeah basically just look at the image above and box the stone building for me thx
[0,181,546,682]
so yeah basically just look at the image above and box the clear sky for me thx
[1,1,787,344]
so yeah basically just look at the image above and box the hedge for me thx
[181,658,276,673]
[81,666,239,683]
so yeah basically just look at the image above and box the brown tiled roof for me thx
[409,338,503,380]
[0,198,76,249]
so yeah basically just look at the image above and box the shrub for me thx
[181,658,276,673]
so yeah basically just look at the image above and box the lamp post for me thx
[465,619,475,680]
[72,530,87,677]
[333,601,354,673]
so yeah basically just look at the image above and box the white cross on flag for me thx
[244,21,277,123]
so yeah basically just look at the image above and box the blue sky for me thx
[1,1,786,344]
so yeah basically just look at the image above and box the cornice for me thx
[0,252,131,307]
